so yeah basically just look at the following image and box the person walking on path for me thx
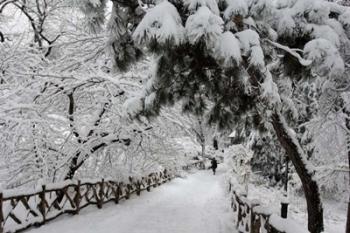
[211,158,218,175]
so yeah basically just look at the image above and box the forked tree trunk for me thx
[271,111,324,233]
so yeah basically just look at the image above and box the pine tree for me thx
[251,133,285,185]
[78,1,350,232]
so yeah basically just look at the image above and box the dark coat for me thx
[211,159,218,169]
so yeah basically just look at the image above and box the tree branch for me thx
[265,39,312,66]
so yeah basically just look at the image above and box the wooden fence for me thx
[228,182,308,233]
[0,170,175,233]
[0,160,205,233]
[182,160,206,170]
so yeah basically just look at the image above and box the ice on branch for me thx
[260,70,281,106]
[276,0,297,9]
[123,96,144,118]
[339,10,350,26]
[185,6,223,48]
[309,24,340,47]
[247,0,273,19]
[325,19,346,40]
[235,29,265,69]
[289,0,330,24]
[306,1,330,24]
[133,1,185,46]
[235,29,260,55]
[304,38,345,78]
[145,92,157,110]
[183,0,220,15]
[223,0,248,19]
[72,0,104,7]
[214,32,241,67]
[73,0,107,33]
[277,13,296,37]
[249,46,265,68]
[87,0,103,7]
[276,0,331,36]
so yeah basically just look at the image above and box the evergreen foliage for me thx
[113,1,350,232]
[1,0,350,232]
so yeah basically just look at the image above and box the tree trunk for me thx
[64,152,80,180]
[64,139,121,180]
[344,108,350,233]
[347,193,350,233]
[271,111,324,233]
[201,141,205,158]
[345,123,350,233]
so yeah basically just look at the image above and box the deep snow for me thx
[245,175,346,233]
[27,168,236,233]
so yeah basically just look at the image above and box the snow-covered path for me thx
[28,168,235,233]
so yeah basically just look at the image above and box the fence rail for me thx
[228,182,308,233]
[0,170,174,233]
[182,160,206,170]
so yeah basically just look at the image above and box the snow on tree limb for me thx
[235,29,260,56]
[185,6,223,47]
[265,39,312,66]
[133,1,185,46]
[184,0,220,15]
[223,0,249,19]
[260,69,281,106]
[304,38,345,78]
[213,31,241,67]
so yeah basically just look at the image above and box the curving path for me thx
[28,167,235,233]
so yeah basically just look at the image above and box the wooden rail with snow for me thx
[0,170,171,233]
[228,182,308,233]
[0,160,204,233]
[182,160,206,170]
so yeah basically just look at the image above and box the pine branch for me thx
[265,39,312,66]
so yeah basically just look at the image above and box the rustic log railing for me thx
[0,170,174,233]
[182,160,206,170]
[228,182,308,233]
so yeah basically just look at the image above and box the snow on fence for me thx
[0,160,205,233]
[228,182,309,233]
[182,160,206,170]
[1,170,171,233]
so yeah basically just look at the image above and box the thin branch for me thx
[265,39,312,66]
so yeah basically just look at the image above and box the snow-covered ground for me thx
[245,177,346,233]
[27,167,236,233]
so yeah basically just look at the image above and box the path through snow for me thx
[28,167,235,233]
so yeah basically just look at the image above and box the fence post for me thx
[281,202,288,219]
[281,193,289,219]
[162,173,166,183]
[39,185,46,224]
[237,199,242,230]
[0,193,3,233]
[125,184,131,200]
[158,173,162,186]
[250,203,260,233]
[153,175,157,188]
[146,178,151,192]
[74,180,81,215]
[159,172,163,184]
[114,183,120,204]
[98,179,104,209]
[136,180,141,196]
